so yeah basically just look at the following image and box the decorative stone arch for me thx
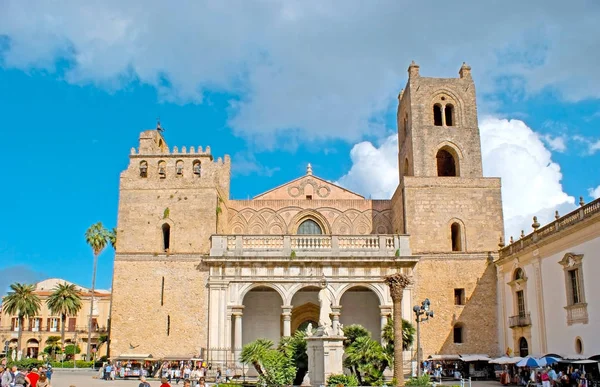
[238,282,286,305]
[261,210,287,235]
[247,213,268,234]
[156,218,175,253]
[335,283,387,306]
[430,89,465,127]
[332,213,353,235]
[352,212,372,235]
[289,209,331,235]
[373,211,393,234]
[447,218,467,252]
[435,141,463,177]
[291,302,320,333]
[286,283,323,305]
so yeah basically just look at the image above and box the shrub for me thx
[327,374,359,387]
[6,359,43,369]
[49,360,94,368]
[405,374,431,386]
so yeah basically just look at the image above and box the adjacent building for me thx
[0,278,111,360]
[496,198,600,358]
[110,62,505,367]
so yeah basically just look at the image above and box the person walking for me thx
[36,373,51,387]
[160,377,172,387]
[139,376,151,387]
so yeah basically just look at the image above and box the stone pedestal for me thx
[306,335,345,387]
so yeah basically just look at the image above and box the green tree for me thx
[2,283,41,353]
[278,330,308,384]
[44,336,62,359]
[384,273,413,387]
[342,325,389,386]
[46,283,83,354]
[382,317,416,352]
[85,222,112,359]
[240,338,274,376]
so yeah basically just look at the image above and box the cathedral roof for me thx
[253,164,364,200]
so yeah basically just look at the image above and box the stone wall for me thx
[413,255,498,357]
[110,256,208,358]
[402,177,504,254]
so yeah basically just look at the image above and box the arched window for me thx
[403,158,410,177]
[575,337,583,354]
[297,219,322,235]
[162,223,171,251]
[433,104,443,126]
[403,115,408,138]
[436,149,457,177]
[158,160,166,179]
[519,337,529,357]
[445,104,454,126]
[176,160,184,176]
[451,222,463,251]
[193,160,201,176]
[514,268,525,281]
[453,323,464,344]
[139,161,148,178]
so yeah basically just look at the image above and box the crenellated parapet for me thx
[121,128,231,198]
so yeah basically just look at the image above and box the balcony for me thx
[210,234,411,259]
[509,313,532,328]
[565,303,588,325]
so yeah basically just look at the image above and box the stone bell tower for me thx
[391,62,504,358]
[394,61,503,253]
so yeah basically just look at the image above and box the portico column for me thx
[232,306,244,363]
[331,305,342,335]
[380,306,392,344]
[282,306,293,337]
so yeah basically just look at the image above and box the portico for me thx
[204,234,418,366]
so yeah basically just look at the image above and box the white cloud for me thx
[335,135,399,199]
[589,185,600,199]
[573,135,600,155]
[336,117,576,239]
[541,134,567,153]
[1,1,599,143]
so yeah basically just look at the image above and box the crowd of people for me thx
[500,365,595,387]
[0,364,53,387]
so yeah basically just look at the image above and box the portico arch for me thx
[339,285,383,342]
[290,285,321,333]
[289,210,332,234]
[241,286,285,346]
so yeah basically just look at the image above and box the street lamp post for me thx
[413,298,434,377]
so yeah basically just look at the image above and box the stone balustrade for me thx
[210,234,410,257]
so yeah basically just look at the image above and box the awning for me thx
[428,354,461,360]
[112,354,153,361]
[490,356,523,364]
[162,355,194,361]
[460,354,492,362]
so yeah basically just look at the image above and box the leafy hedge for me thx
[4,359,95,369]
[405,374,431,386]
[327,374,359,387]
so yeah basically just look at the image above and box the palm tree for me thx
[240,338,273,376]
[384,273,412,387]
[2,283,41,354]
[46,283,83,354]
[85,222,111,360]
[108,228,117,251]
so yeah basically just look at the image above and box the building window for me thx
[519,337,529,357]
[11,318,19,332]
[176,160,184,176]
[433,104,443,126]
[516,290,526,316]
[514,268,525,281]
[193,160,201,176]
[68,318,76,332]
[297,219,322,235]
[445,104,454,126]
[451,222,463,251]
[436,149,457,177]
[161,276,165,306]
[162,223,171,252]
[559,253,588,325]
[404,158,410,176]
[139,161,148,178]
[453,324,463,344]
[306,195,313,200]
[575,337,583,354]
[158,161,166,178]
[167,315,171,336]
[454,288,465,305]
[47,318,59,332]
[30,318,41,332]
[568,269,582,304]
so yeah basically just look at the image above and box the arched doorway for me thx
[339,286,381,342]
[519,337,529,357]
[242,286,284,346]
[291,286,321,334]
[26,339,39,359]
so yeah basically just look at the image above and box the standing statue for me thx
[318,286,333,334]
[306,323,313,337]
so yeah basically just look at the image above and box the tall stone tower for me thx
[109,125,230,358]
[392,62,504,355]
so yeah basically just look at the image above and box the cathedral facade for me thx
[109,62,504,366]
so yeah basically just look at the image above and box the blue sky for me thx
[0,1,599,293]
